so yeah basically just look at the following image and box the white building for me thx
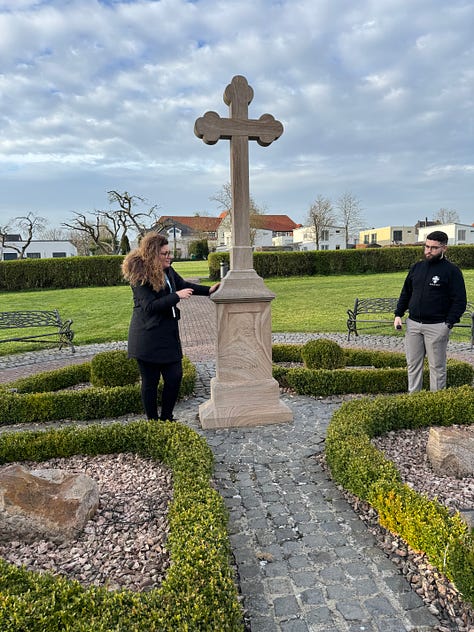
[293,225,347,251]
[1,237,77,260]
[358,225,418,247]
[418,223,474,246]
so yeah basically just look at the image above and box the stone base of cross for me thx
[198,269,293,428]
[195,76,293,428]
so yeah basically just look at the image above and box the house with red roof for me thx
[216,212,300,251]
[157,215,222,258]
[157,212,300,257]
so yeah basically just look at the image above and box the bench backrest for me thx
[354,298,474,320]
[0,310,61,330]
[354,298,398,314]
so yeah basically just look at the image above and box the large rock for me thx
[426,426,474,478]
[0,464,99,543]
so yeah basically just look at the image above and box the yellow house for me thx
[359,225,417,246]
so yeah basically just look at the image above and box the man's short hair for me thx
[426,230,448,245]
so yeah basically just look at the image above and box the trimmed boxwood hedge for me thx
[0,357,196,425]
[272,343,474,395]
[0,420,244,631]
[325,385,474,606]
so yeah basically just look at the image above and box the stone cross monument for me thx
[194,75,293,429]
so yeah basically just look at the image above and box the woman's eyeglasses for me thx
[160,251,172,257]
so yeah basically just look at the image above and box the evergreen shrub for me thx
[0,256,126,291]
[208,245,474,280]
[90,350,140,387]
[0,357,196,425]
[325,386,474,606]
[272,343,474,395]
[301,339,345,369]
[0,421,243,630]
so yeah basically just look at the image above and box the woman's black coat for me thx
[127,267,211,363]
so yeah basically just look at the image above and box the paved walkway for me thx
[1,296,473,631]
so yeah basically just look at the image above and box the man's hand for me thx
[394,316,403,330]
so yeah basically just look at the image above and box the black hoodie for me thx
[395,257,467,326]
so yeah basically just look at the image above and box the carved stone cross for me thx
[194,75,283,271]
[193,76,292,429]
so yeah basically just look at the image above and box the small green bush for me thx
[0,421,244,630]
[0,356,196,425]
[0,363,91,394]
[301,339,345,369]
[325,385,474,607]
[272,343,474,396]
[90,350,140,387]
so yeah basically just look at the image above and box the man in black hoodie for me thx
[394,230,467,393]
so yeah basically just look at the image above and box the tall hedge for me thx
[209,245,474,280]
[0,256,126,291]
[2,246,474,289]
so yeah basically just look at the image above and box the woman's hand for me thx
[177,288,194,299]
[209,282,220,295]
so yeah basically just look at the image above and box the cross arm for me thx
[194,111,283,147]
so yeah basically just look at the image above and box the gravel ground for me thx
[1,356,474,629]
[1,413,474,631]
[0,452,173,593]
[329,426,474,632]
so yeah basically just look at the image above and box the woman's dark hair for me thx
[122,231,169,290]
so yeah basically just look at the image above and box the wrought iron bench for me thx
[0,310,75,352]
[347,297,474,347]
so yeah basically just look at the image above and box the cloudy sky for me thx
[1,0,473,232]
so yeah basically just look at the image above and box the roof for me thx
[159,213,300,234]
[251,215,300,232]
[159,216,222,232]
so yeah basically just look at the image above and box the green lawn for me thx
[1,263,474,355]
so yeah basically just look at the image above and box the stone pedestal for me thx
[199,269,293,429]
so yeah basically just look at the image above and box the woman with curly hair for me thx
[122,231,220,421]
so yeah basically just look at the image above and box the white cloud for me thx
[0,0,472,228]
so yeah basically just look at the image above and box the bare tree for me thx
[62,212,118,255]
[336,192,364,246]
[0,212,47,259]
[62,191,162,255]
[106,190,161,240]
[434,208,460,224]
[210,182,266,246]
[307,195,335,250]
[64,227,93,257]
[37,226,68,240]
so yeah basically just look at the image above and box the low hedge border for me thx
[0,357,196,425]
[0,420,244,631]
[271,343,474,395]
[325,385,474,606]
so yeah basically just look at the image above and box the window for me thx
[371,233,377,243]
[3,253,17,260]
[52,252,66,258]
[458,230,466,241]
[321,230,329,241]
[27,252,41,259]
[393,230,402,242]
[364,235,369,244]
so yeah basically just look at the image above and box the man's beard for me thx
[425,252,444,263]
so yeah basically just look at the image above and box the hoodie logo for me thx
[430,275,441,286]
